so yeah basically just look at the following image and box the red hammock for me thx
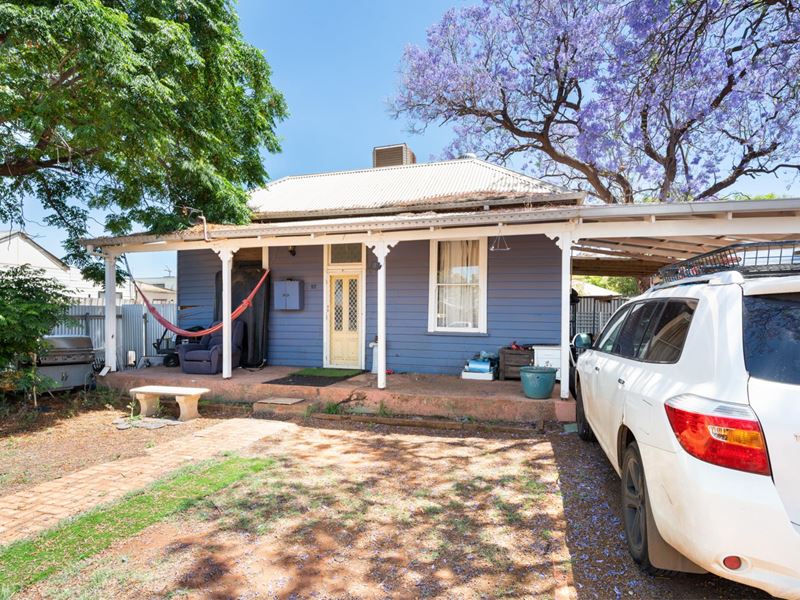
[132,268,269,338]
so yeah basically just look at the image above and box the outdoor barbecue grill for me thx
[37,335,96,391]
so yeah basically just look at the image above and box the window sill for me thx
[426,330,489,337]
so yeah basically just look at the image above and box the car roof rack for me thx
[658,241,800,283]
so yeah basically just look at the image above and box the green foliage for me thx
[0,265,71,389]
[0,0,287,280]
[322,401,342,415]
[580,275,640,297]
[0,456,272,595]
[293,368,362,378]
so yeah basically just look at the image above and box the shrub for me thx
[0,265,72,396]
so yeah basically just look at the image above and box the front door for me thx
[328,273,361,367]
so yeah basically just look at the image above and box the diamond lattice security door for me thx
[329,274,360,367]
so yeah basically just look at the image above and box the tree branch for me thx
[0,149,99,177]
[696,141,780,199]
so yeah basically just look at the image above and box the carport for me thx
[86,197,800,401]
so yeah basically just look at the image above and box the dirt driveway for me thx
[16,418,766,599]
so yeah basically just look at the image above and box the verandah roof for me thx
[84,197,800,277]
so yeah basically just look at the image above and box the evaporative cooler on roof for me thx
[372,143,416,168]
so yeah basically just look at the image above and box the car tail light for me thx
[723,555,743,570]
[664,395,771,476]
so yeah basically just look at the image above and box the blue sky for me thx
[6,0,799,277]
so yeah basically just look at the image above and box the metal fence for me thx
[571,296,629,338]
[51,302,176,369]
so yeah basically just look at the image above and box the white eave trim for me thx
[83,197,800,252]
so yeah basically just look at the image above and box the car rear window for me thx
[641,299,697,363]
[743,293,800,385]
[594,304,632,354]
[615,301,662,359]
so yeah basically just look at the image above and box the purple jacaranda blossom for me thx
[392,0,800,203]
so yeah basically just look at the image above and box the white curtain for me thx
[436,240,480,328]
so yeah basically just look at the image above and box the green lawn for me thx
[293,367,362,378]
[0,456,272,598]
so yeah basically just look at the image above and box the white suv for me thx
[573,267,800,599]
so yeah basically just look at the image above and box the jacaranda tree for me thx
[0,0,287,279]
[394,0,800,203]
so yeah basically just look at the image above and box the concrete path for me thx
[0,419,290,545]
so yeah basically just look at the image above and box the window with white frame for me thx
[428,238,487,332]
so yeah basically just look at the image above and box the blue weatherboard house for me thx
[87,143,799,399]
[176,144,581,379]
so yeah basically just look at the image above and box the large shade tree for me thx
[394,0,800,203]
[0,0,287,278]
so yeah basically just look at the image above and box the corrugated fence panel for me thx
[51,302,176,370]
[52,304,107,355]
[144,304,177,356]
[120,304,144,368]
[572,296,628,337]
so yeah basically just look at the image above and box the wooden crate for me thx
[498,347,535,380]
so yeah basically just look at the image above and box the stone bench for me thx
[129,385,211,422]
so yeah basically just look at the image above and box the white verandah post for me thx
[547,231,578,400]
[216,247,237,379]
[557,233,573,400]
[103,253,118,372]
[368,241,395,390]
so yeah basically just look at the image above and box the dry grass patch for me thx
[18,421,573,599]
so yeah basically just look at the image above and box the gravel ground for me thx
[0,392,250,497]
[549,427,769,599]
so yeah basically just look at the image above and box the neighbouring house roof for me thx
[249,157,582,219]
[571,279,621,298]
[135,281,177,295]
[0,230,69,271]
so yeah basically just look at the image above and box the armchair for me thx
[177,320,246,374]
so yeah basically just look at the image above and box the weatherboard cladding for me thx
[248,158,570,216]
[266,245,324,367]
[177,249,218,329]
[177,235,560,374]
[364,236,561,374]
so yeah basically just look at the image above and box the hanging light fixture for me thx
[490,223,511,252]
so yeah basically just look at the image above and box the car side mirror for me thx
[572,333,593,349]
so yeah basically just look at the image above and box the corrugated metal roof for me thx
[83,197,800,248]
[249,157,578,217]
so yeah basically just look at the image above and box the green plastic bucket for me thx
[519,366,557,399]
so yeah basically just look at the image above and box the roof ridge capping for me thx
[258,157,559,186]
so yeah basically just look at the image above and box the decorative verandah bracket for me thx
[214,246,239,379]
[367,241,397,390]
[546,233,578,400]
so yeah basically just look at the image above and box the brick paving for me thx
[0,418,291,545]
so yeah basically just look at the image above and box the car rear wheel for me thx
[622,441,669,575]
[575,378,595,442]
